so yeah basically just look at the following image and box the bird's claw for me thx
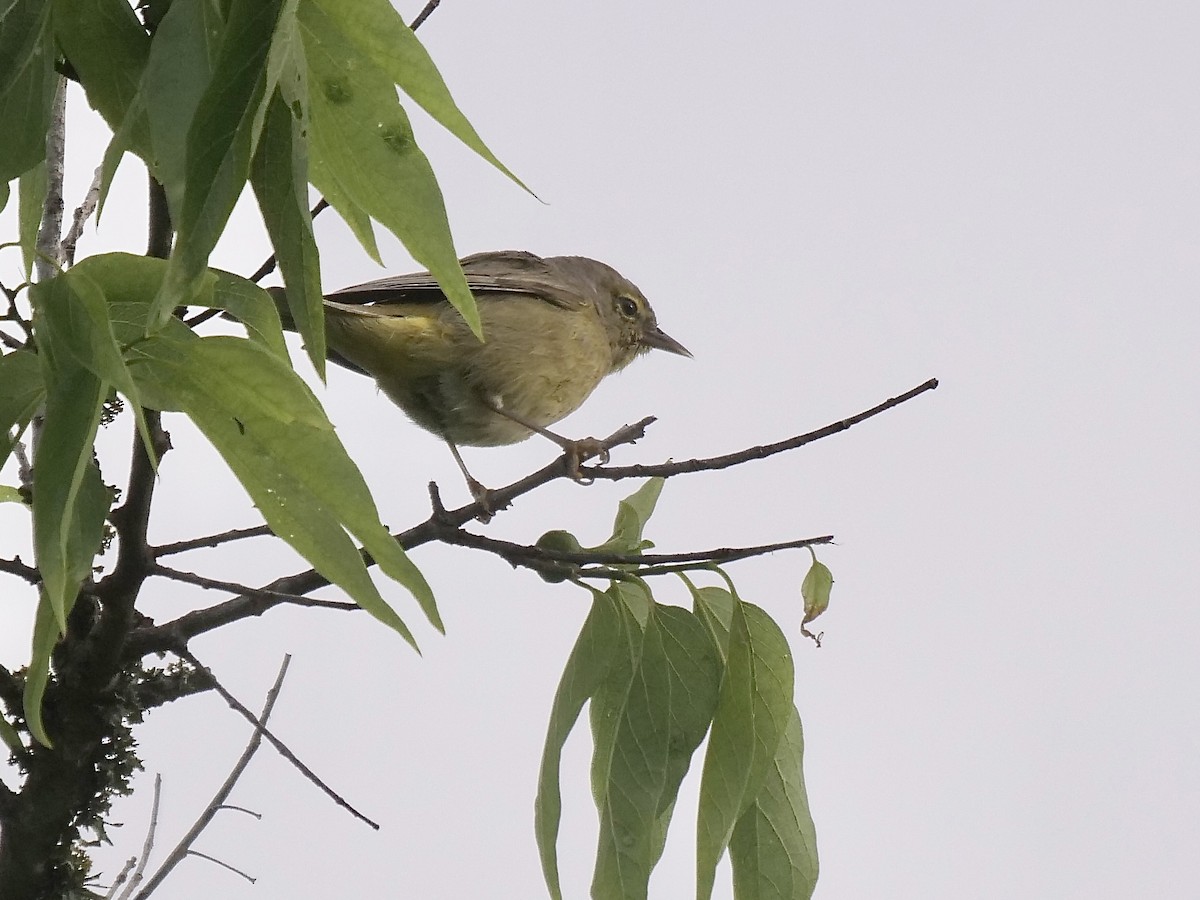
[565,438,609,482]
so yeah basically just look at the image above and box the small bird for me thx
[287,250,690,498]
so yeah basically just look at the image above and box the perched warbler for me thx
[278,250,690,496]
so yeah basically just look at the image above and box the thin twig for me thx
[182,851,256,885]
[151,563,358,611]
[115,774,161,900]
[578,378,940,480]
[434,527,835,572]
[177,651,380,830]
[62,164,104,266]
[135,657,291,898]
[103,858,137,900]
[154,525,273,558]
[410,0,441,30]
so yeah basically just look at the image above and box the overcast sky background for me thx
[2,0,1198,897]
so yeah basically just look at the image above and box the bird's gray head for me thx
[549,256,691,370]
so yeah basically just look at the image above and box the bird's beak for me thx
[641,325,692,358]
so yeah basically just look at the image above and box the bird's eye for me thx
[617,296,639,319]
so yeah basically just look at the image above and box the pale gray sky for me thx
[3,1,1198,897]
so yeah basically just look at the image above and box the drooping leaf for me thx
[800,556,833,626]
[694,594,796,900]
[250,91,325,373]
[0,349,45,467]
[30,361,109,634]
[18,159,47,279]
[211,268,290,360]
[51,0,150,131]
[153,0,283,327]
[298,0,480,336]
[590,589,722,900]
[137,0,224,218]
[729,708,818,900]
[0,0,56,181]
[535,589,625,900]
[127,324,436,644]
[310,0,527,191]
[24,589,61,747]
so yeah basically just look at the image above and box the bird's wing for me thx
[325,250,588,311]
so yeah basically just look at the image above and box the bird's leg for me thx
[444,438,495,519]
[483,403,610,480]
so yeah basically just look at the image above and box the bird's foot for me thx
[564,437,610,482]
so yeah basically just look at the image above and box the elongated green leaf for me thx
[0,711,20,752]
[590,594,722,900]
[50,0,149,130]
[31,363,108,633]
[0,349,45,467]
[250,91,325,373]
[154,0,282,326]
[0,0,55,181]
[298,0,480,336]
[25,589,60,747]
[310,0,525,191]
[137,0,224,219]
[536,589,625,900]
[127,325,436,643]
[0,486,26,505]
[211,269,289,360]
[18,159,47,279]
[729,708,818,900]
[694,595,795,900]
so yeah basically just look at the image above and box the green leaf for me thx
[137,0,224,218]
[18,159,47,279]
[31,363,109,634]
[310,0,527,191]
[536,589,625,900]
[211,269,290,360]
[694,595,796,900]
[0,712,21,752]
[800,557,833,626]
[51,0,150,131]
[0,486,26,505]
[127,325,437,644]
[590,589,722,900]
[298,0,481,336]
[25,589,61,747]
[0,0,56,181]
[0,349,45,468]
[592,477,665,555]
[154,0,283,327]
[729,708,819,900]
[250,91,325,374]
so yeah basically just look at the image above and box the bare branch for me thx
[135,657,290,898]
[432,526,835,576]
[151,563,358,612]
[0,557,38,584]
[62,164,104,267]
[176,650,379,830]
[410,0,441,30]
[153,525,273,558]
[182,851,256,884]
[115,774,161,900]
[578,378,940,481]
[125,383,936,656]
[34,78,68,280]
